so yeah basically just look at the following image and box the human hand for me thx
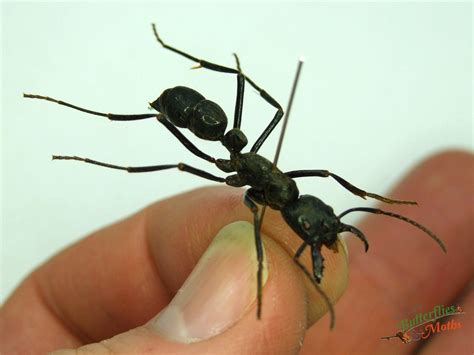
[1,150,471,354]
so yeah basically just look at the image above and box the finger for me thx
[51,222,309,354]
[145,186,348,328]
[301,150,474,354]
[0,186,348,353]
[259,207,349,327]
[418,282,473,354]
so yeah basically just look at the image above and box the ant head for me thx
[281,195,340,247]
[221,128,248,153]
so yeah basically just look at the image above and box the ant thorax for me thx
[231,152,299,209]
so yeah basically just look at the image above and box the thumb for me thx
[52,221,322,354]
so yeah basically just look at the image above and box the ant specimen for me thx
[24,24,446,329]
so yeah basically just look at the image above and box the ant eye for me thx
[298,216,311,230]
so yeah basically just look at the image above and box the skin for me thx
[0,150,472,354]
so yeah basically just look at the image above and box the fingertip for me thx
[400,149,473,198]
[302,149,473,352]
[247,208,350,330]
[148,221,270,344]
[423,149,473,164]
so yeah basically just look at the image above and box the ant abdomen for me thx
[151,86,202,127]
[150,86,228,141]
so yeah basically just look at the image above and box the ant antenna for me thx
[338,207,446,252]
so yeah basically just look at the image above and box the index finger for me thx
[302,150,474,354]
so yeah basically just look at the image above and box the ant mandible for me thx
[24,23,446,329]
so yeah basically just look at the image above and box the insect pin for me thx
[24,23,446,329]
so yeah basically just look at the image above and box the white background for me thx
[2,2,471,302]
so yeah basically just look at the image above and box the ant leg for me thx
[23,94,156,121]
[52,156,226,182]
[233,54,283,153]
[285,169,417,205]
[152,24,238,74]
[293,242,335,329]
[24,93,216,163]
[156,115,216,163]
[231,53,284,151]
[236,65,283,152]
[243,192,265,319]
[231,54,283,152]
[250,108,283,153]
[152,25,284,146]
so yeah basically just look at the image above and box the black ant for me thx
[24,24,446,329]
